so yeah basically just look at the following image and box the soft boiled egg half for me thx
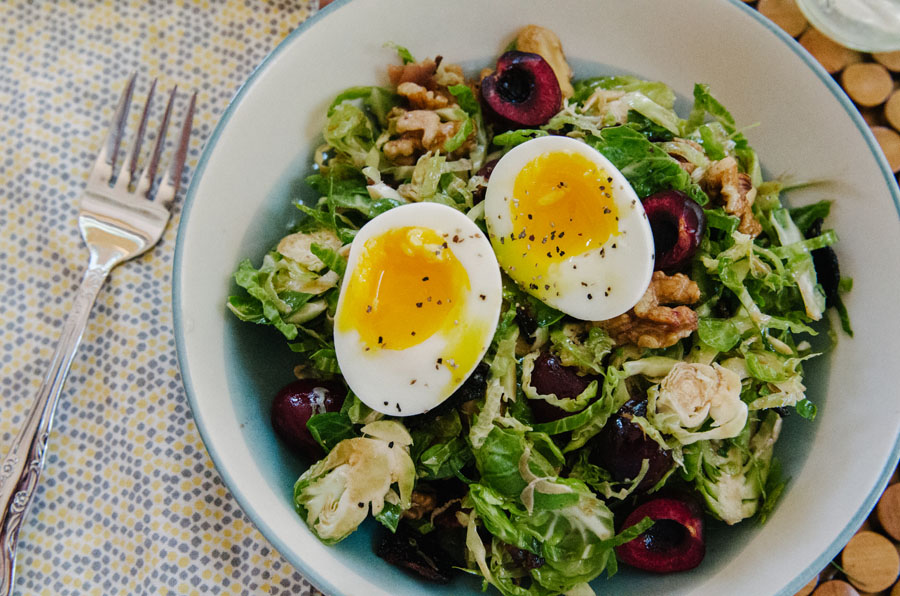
[333,202,502,416]
[484,135,655,321]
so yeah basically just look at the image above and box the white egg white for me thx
[333,202,502,416]
[484,135,655,321]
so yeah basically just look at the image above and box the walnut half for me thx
[401,490,437,521]
[702,156,761,237]
[597,271,701,349]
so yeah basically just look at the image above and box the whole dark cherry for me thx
[271,378,345,459]
[592,399,674,492]
[528,352,598,422]
[480,51,561,127]
[642,190,706,271]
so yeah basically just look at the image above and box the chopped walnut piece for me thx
[383,107,473,164]
[398,110,460,149]
[598,272,701,349]
[434,61,465,87]
[382,56,473,164]
[670,154,696,175]
[666,138,706,175]
[382,135,418,163]
[397,81,450,110]
[388,57,439,87]
[703,156,761,237]
[402,490,438,521]
[388,55,464,92]
[515,25,574,99]
[397,110,445,147]
[635,271,701,320]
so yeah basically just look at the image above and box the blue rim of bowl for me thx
[173,0,900,594]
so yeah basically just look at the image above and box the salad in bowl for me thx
[223,24,851,595]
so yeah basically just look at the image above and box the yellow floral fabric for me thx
[0,1,320,594]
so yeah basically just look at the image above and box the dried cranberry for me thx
[472,159,499,205]
[504,544,545,570]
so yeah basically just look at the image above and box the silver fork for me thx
[0,74,195,595]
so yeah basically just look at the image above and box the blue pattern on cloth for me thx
[0,1,321,594]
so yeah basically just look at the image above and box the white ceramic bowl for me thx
[174,1,900,594]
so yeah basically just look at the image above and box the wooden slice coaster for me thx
[799,28,862,74]
[758,0,809,37]
[876,483,900,540]
[871,126,900,173]
[812,579,859,596]
[841,530,900,593]
[841,63,894,108]
[794,574,819,596]
[885,90,900,134]
[873,50,900,72]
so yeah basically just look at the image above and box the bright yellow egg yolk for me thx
[494,150,620,296]
[338,226,470,352]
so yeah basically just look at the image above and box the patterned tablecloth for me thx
[0,2,321,594]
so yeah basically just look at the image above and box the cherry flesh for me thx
[481,51,561,127]
[616,496,705,573]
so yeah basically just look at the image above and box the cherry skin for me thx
[481,51,562,127]
[642,190,706,271]
[270,378,345,458]
[616,496,706,573]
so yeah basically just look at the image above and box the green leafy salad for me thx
[227,25,851,596]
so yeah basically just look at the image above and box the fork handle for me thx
[0,262,112,596]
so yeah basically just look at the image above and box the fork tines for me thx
[98,72,196,205]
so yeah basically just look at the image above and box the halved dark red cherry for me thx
[481,51,561,127]
[271,378,345,458]
[527,352,597,422]
[616,496,705,573]
[642,190,706,271]
[592,399,674,492]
